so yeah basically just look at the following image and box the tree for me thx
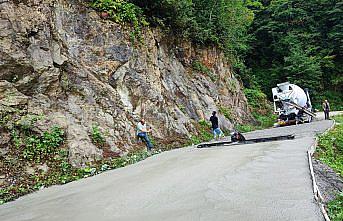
[245,0,342,108]
[129,0,254,64]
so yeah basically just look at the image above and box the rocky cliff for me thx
[0,0,252,167]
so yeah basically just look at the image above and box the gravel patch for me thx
[313,159,343,203]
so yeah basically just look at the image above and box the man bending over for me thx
[137,118,153,151]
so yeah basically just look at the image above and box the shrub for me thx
[187,120,213,145]
[235,124,254,133]
[91,125,106,145]
[327,192,343,221]
[252,112,277,129]
[243,88,268,110]
[22,126,64,162]
[130,0,253,64]
[237,87,276,131]
[192,60,210,74]
[313,91,343,111]
[91,0,149,41]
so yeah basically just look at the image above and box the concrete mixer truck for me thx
[272,82,315,125]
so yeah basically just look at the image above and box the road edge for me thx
[307,119,336,221]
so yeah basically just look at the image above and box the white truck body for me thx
[272,82,313,122]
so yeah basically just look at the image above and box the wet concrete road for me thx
[0,117,337,221]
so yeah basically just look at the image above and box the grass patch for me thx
[243,88,268,110]
[91,124,106,145]
[327,192,343,221]
[316,115,343,176]
[187,119,213,145]
[0,112,191,205]
[235,124,254,133]
[0,111,171,205]
[315,115,343,220]
[252,112,277,129]
[235,87,276,133]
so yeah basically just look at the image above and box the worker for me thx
[296,109,304,124]
[230,131,246,142]
[322,100,330,120]
[209,111,224,140]
[136,118,153,151]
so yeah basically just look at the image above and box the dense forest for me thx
[245,0,343,110]
[91,0,342,109]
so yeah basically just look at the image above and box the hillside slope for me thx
[0,0,252,167]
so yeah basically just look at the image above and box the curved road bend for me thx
[0,116,338,221]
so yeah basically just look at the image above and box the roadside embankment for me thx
[313,115,343,221]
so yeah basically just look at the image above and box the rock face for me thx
[0,0,252,167]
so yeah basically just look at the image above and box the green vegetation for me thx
[235,113,276,133]
[91,0,149,41]
[188,119,213,145]
[178,104,186,113]
[92,0,254,64]
[316,115,343,176]
[90,0,342,107]
[327,192,343,221]
[235,124,255,133]
[245,0,342,109]
[315,91,343,111]
[219,106,232,120]
[91,124,106,145]
[0,147,163,205]
[2,113,64,162]
[236,87,276,133]
[252,112,277,130]
[315,115,343,221]
[1,112,180,205]
[244,88,268,110]
[3,0,342,206]
[22,126,64,162]
[0,111,172,205]
[192,60,217,81]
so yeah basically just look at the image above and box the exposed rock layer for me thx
[0,0,252,167]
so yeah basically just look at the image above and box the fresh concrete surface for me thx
[0,115,338,221]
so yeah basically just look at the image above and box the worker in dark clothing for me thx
[296,109,304,124]
[230,131,246,142]
[322,100,330,120]
[209,111,224,140]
